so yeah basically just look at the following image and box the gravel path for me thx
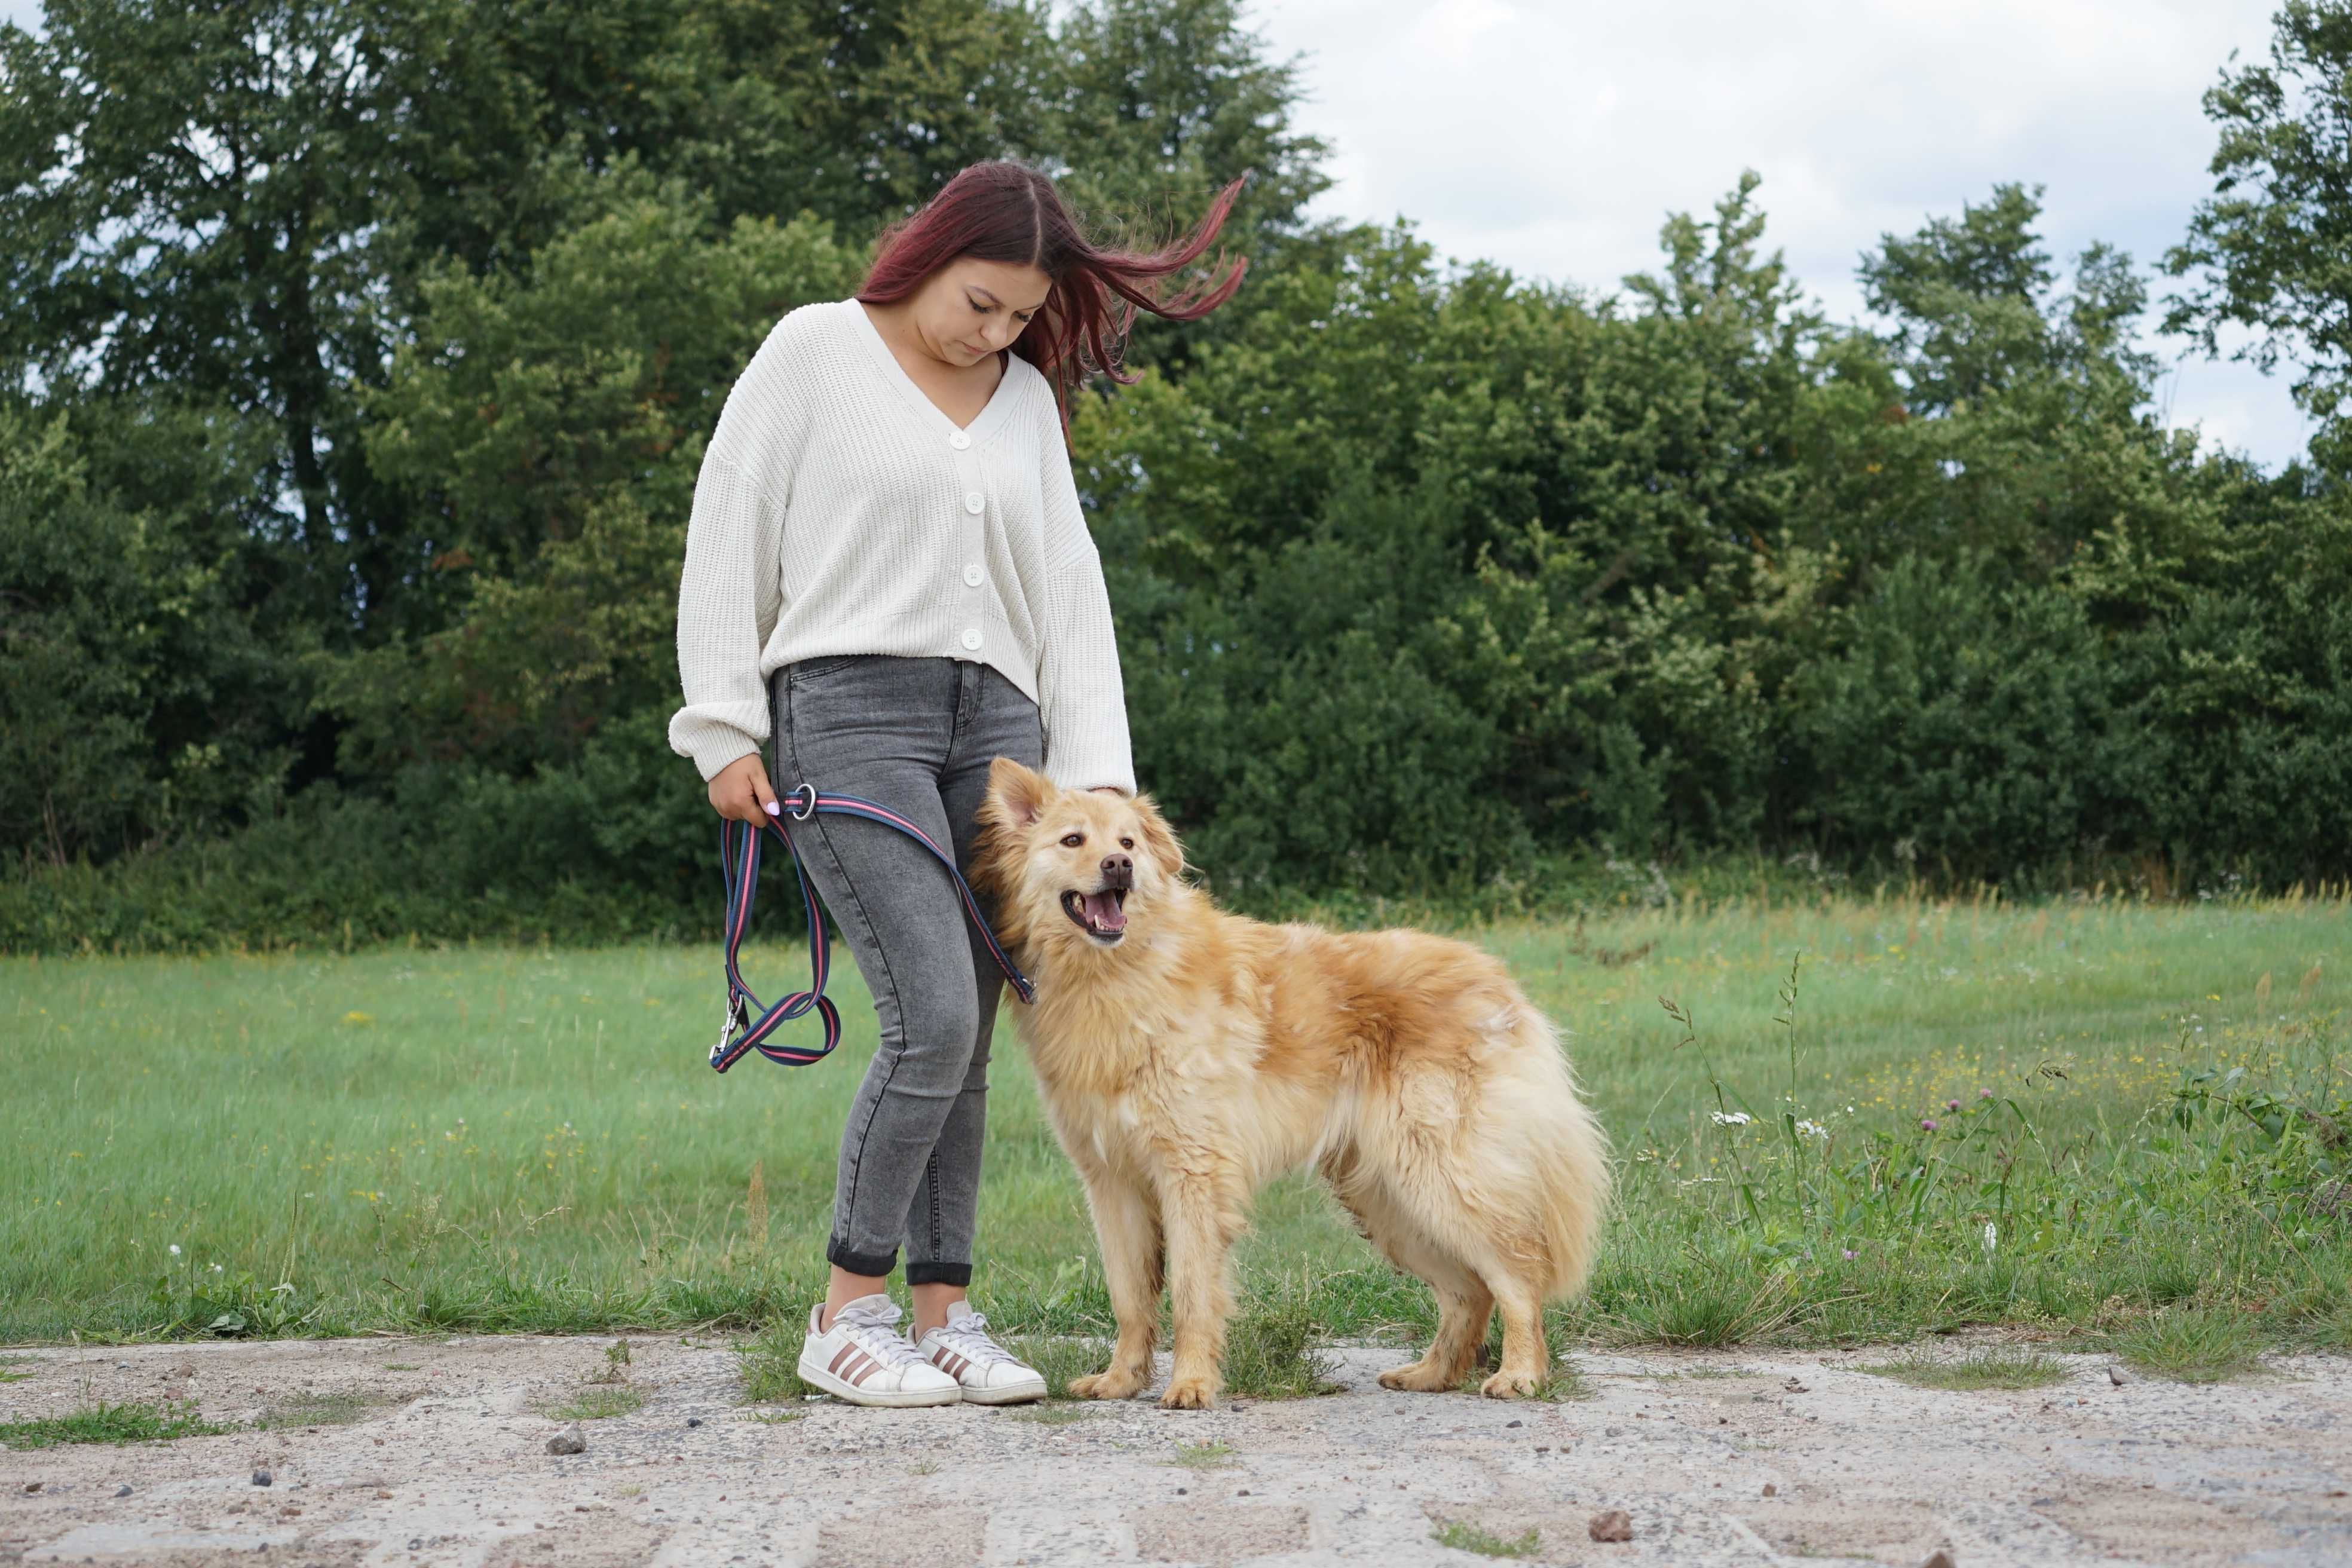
[3,1334,2348,1566]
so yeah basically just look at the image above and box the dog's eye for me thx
[1120,837,1134,850]
[1059,832,1084,848]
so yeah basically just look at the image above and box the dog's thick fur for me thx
[974,759,1610,1408]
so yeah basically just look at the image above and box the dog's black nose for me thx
[1100,853,1132,889]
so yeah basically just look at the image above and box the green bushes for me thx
[6,4,2350,951]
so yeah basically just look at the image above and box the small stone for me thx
[408,1538,424,1551]
[2107,1366,2127,1386]
[1783,1377,1809,1393]
[686,1417,703,1429]
[1505,1419,1522,1428]
[1762,1483,1777,1497]
[23,1481,41,1494]
[377,1490,393,1500]
[1589,1509,1633,1543]
[1175,1487,1186,1496]
[252,1469,272,1487]
[115,1485,133,1498]
[1237,1489,1250,1496]
[546,1425,587,1456]
[1921,1552,1957,1568]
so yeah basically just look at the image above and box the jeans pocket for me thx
[785,654,865,688]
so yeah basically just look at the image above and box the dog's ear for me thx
[1132,792,1186,879]
[984,757,1056,829]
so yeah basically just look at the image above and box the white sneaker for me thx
[797,1294,961,1407]
[915,1303,1049,1405]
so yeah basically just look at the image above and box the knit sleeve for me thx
[669,449,785,782]
[1033,399,1138,795]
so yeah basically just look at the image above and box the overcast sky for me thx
[4,0,2314,467]
[1243,0,2311,469]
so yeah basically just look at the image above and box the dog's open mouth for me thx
[1061,887,1128,943]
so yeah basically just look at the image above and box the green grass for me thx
[4,892,2348,1371]
[2108,1307,2269,1383]
[1223,1284,1343,1399]
[255,1389,398,1428]
[1008,1402,1097,1425]
[0,1399,232,1448]
[1004,1333,1111,1400]
[1861,1347,2069,1390]
[1167,1440,1235,1470]
[1430,1520,1543,1558]
[543,1386,645,1420]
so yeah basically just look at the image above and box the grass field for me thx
[7,888,2347,1372]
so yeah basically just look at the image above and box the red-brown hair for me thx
[857,161,1250,428]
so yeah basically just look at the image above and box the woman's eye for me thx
[1060,832,1084,848]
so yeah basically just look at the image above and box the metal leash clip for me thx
[710,989,748,1068]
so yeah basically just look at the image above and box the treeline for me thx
[4,0,2350,953]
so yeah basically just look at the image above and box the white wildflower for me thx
[1795,1120,1829,1140]
[1982,1222,1998,1257]
[169,1244,181,1256]
[1710,1111,1753,1127]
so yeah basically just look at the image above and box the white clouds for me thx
[1248,0,2316,468]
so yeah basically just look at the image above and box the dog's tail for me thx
[1510,1006,1613,1300]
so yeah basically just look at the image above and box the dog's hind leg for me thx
[1379,1269,1492,1393]
[1068,1172,1162,1402]
[1478,1273,1551,1398]
[1350,1192,1492,1392]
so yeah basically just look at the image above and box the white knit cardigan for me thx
[667,298,1137,794]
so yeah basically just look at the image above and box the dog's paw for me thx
[1067,1370,1146,1401]
[1377,1360,1457,1393]
[1479,1369,1541,1399]
[1159,1376,1218,1410]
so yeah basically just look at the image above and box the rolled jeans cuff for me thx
[904,1259,972,1287]
[826,1235,898,1279]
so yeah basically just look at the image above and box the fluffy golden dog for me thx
[973,759,1610,1408]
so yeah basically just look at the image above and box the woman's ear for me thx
[984,757,1056,829]
[1133,792,1186,879]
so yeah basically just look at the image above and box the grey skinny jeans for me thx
[770,654,1043,1285]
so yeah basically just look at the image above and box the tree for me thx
[2164,0,2352,472]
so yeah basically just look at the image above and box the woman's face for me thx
[906,258,1052,368]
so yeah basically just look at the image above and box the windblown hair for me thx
[857,161,1249,425]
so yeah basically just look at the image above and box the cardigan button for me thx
[949,431,972,451]
[960,626,983,651]
[963,563,984,587]
[964,490,985,514]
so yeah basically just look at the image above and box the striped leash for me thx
[710,782,1034,1073]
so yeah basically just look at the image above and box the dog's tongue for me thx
[1083,891,1127,932]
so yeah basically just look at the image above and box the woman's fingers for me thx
[746,758,781,819]
[709,753,780,825]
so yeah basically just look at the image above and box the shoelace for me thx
[930,1310,1019,1368]
[833,1302,928,1370]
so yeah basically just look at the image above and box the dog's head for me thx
[975,758,1186,957]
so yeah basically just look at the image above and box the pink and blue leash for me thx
[709,782,1034,1073]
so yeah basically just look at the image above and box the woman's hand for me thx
[709,752,781,825]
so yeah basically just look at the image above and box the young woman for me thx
[669,161,1248,1406]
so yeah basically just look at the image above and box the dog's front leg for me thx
[1067,1172,1162,1401]
[1157,1169,1244,1410]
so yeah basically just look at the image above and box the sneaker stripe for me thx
[829,1343,859,1377]
[949,1352,971,1380]
[844,1350,877,1385]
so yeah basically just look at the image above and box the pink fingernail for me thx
[764,801,780,815]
